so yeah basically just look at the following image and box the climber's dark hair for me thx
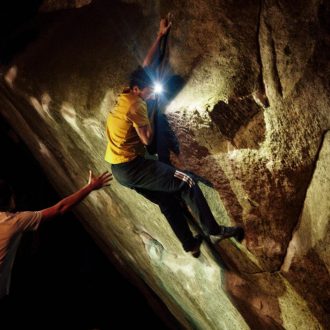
[129,66,153,90]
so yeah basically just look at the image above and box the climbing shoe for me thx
[188,234,203,258]
[209,226,244,244]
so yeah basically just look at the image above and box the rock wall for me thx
[0,0,329,328]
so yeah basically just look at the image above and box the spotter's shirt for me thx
[0,211,42,298]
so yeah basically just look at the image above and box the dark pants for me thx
[111,156,221,251]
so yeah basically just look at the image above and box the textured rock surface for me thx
[282,130,330,327]
[0,0,329,328]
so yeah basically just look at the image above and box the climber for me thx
[104,17,243,257]
[0,171,112,299]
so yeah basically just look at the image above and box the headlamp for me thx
[154,82,163,94]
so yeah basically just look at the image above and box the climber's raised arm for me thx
[142,17,172,68]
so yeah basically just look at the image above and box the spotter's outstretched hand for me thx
[88,171,112,190]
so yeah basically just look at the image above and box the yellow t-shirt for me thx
[105,90,150,164]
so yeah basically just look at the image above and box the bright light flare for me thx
[154,82,163,94]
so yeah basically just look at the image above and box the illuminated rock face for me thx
[0,0,329,328]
